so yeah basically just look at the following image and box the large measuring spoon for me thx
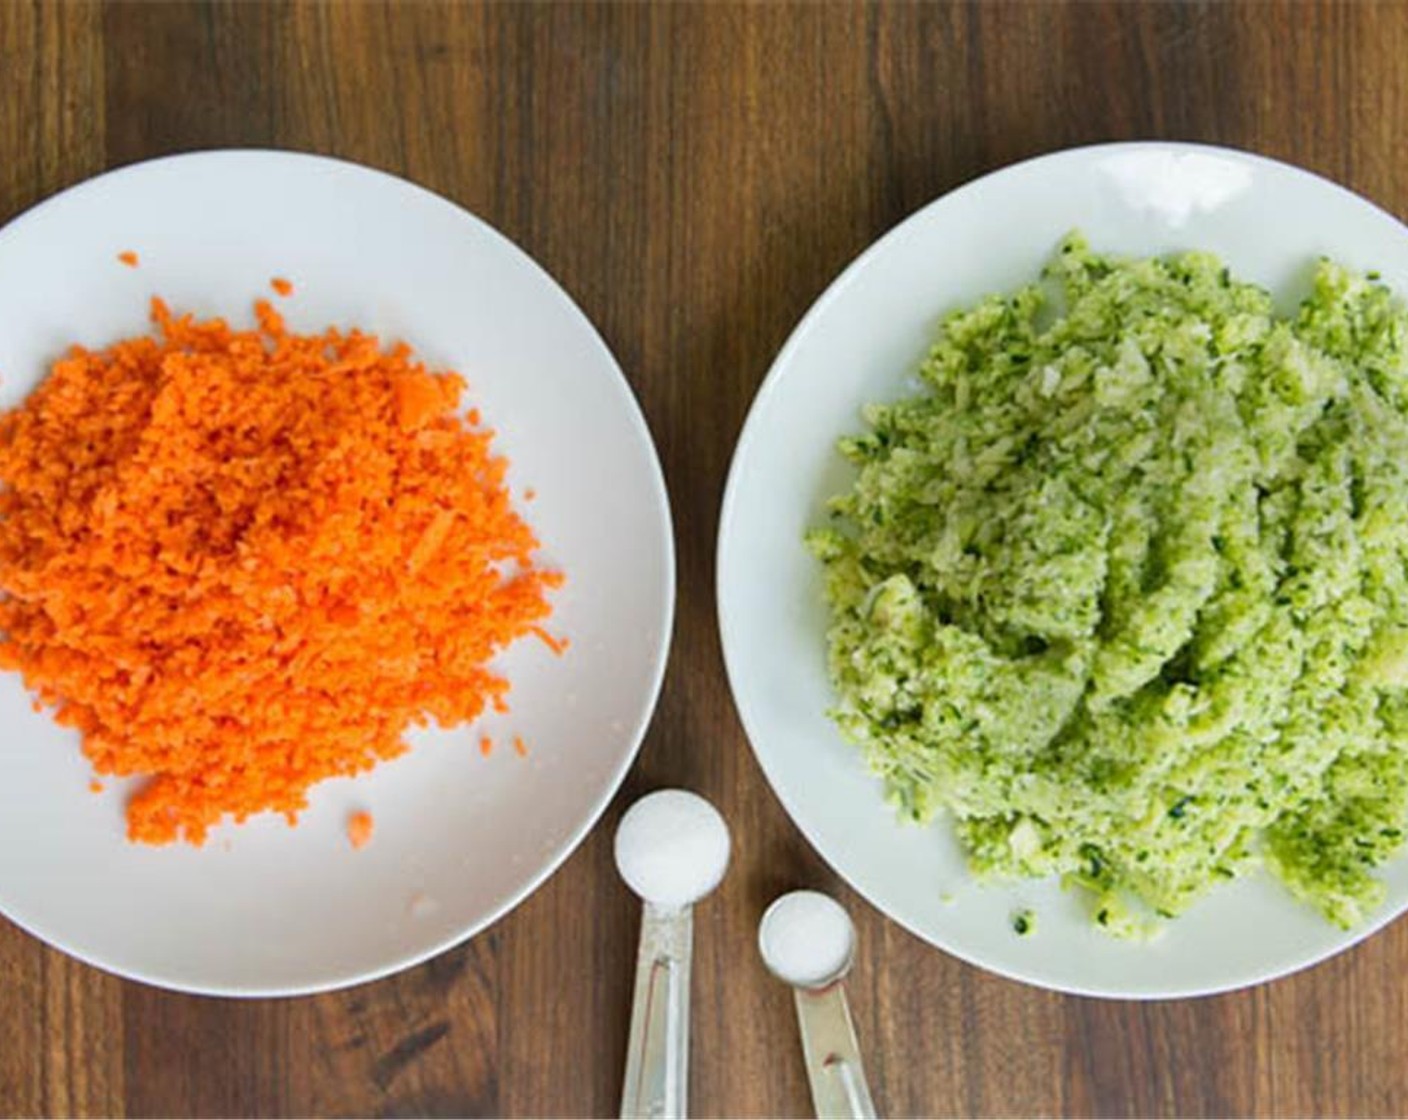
[615,790,731,1120]
[759,891,877,1120]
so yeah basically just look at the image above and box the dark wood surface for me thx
[4,1,1408,1116]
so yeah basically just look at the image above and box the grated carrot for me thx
[512,735,528,757]
[0,296,561,844]
[89,780,103,794]
[347,810,374,850]
[117,251,139,268]
[270,277,294,297]
[530,626,569,655]
[479,735,493,757]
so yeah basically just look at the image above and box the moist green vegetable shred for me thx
[809,235,1408,935]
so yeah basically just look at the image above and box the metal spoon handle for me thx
[793,984,877,1120]
[620,902,692,1119]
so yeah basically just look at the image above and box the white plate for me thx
[0,151,674,996]
[718,141,1408,999]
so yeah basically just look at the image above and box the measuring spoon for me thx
[759,891,877,1120]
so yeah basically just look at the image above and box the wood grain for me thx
[3,1,1408,1115]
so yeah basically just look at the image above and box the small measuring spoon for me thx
[759,891,877,1120]
[615,790,731,1120]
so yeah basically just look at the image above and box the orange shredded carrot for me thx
[88,780,103,794]
[524,487,536,501]
[347,810,374,850]
[0,296,561,845]
[117,251,139,268]
[270,277,294,297]
[530,626,569,655]
[512,735,528,757]
[479,735,493,756]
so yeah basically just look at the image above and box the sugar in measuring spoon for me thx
[616,790,730,1119]
[759,891,877,1120]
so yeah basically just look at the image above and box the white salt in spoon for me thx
[615,790,730,1120]
[759,891,877,1120]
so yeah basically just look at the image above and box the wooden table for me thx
[4,2,1408,1116]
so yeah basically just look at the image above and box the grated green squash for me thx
[809,236,1408,934]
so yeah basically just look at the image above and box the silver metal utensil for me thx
[759,891,877,1120]
[616,790,731,1120]
[620,898,693,1119]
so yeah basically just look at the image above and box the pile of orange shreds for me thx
[0,297,561,844]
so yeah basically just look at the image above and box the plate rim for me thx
[716,138,1408,1000]
[0,147,677,997]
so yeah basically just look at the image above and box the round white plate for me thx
[0,151,674,996]
[718,141,1408,999]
